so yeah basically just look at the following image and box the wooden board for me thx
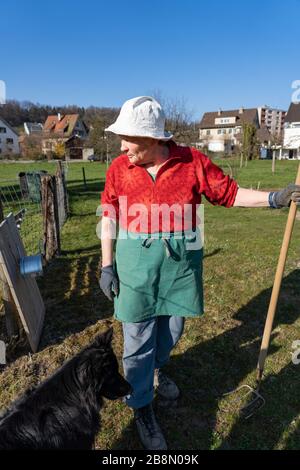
[0,213,45,352]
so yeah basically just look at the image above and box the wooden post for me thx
[41,175,60,261]
[240,152,243,168]
[56,160,63,178]
[0,199,20,337]
[63,165,69,215]
[82,167,87,189]
[57,161,69,216]
[272,149,276,174]
[52,176,61,256]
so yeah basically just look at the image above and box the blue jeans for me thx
[122,315,185,409]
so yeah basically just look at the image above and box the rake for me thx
[224,164,300,419]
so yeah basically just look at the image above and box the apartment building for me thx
[257,106,286,138]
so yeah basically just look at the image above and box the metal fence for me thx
[0,162,69,259]
[0,176,43,256]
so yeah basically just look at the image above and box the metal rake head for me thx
[223,384,266,419]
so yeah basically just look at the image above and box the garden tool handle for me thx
[257,164,300,383]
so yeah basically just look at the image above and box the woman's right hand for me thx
[99,265,119,301]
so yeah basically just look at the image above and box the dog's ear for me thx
[94,327,113,347]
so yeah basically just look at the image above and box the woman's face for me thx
[119,136,158,166]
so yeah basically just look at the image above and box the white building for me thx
[257,105,286,139]
[24,122,43,135]
[0,117,20,156]
[281,103,300,159]
[199,107,259,153]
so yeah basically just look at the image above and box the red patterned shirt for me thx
[101,141,238,233]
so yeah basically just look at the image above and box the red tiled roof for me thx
[43,114,79,136]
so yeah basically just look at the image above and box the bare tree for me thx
[149,90,198,144]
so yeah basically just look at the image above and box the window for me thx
[0,127,6,133]
[222,129,226,134]
[206,130,211,135]
[217,129,222,134]
[228,128,232,134]
[6,138,13,144]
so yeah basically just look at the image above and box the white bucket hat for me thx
[105,96,173,141]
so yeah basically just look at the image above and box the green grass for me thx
[1,157,300,450]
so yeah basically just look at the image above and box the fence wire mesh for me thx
[0,176,43,256]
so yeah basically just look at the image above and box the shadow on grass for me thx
[109,269,300,450]
[67,181,105,194]
[203,248,222,259]
[60,245,101,255]
[216,359,300,450]
[36,251,113,351]
[1,247,113,363]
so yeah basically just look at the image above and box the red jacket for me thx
[101,141,238,233]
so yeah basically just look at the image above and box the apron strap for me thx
[141,237,180,261]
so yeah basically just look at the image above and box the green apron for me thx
[114,228,204,322]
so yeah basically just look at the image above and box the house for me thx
[281,102,300,159]
[199,107,259,152]
[42,113,89,159]
[0,117,20,156]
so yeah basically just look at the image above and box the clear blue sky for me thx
[1,0,300,120]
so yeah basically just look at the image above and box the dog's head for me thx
[76,328,132,401]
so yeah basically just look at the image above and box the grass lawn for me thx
[0,157,300,450]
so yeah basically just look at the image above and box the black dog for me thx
[0,328,132,449]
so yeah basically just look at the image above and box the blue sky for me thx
[1,0,300,119]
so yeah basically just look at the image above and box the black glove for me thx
[270,184,300,208]
[99,265,119,301]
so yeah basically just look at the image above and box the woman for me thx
[100,96,300,450]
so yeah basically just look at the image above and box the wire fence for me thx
[0,162,69,257]
[0,176,43,256]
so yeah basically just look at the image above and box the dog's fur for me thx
[0,328,131,449]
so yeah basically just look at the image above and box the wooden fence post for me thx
[63,165,69,215]
[272,149,276,174]
[56,161,69,216]
[82,167,87,189]
[41,175,60,261]
[52,176,61,256]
